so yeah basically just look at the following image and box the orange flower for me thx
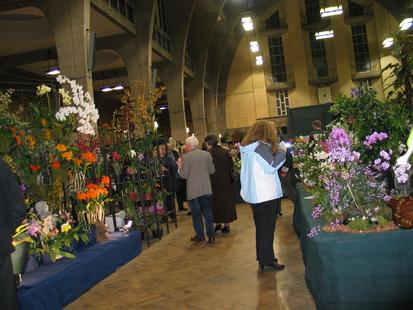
[77,192,87,201]
[44,129,52,140]
[15,136,21,145]
[26,135,36,149]
[73,158,82,166]
[51,161,61,170]
[100,176,110,187]
[82,152,96,163]
[40,118,48,127]
[62,151,73,161]
[56,144,68,152]
[30,164,41,172]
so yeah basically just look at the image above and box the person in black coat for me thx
[0,158,26,309]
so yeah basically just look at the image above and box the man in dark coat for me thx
[0,158,26,309]
[205,135,237,233]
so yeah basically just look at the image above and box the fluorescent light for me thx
[255,55,263,66]
[382,37,394,48]
[320,5,343,17]
[46,68,60,75]
[242,16,254,31]
[250,41,260,53]
[112,85,124,90]
[315,30,334,40]
[400,18,413,31]
[101,86,112,92]
[159,106,168,110]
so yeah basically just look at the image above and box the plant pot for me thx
[151,228,163,239]
[143,193,153,201]
[11,243,28,275]
[41,254,54,265]
[24,255,39,273]
[88,224,97,245]
[140,230,146,241]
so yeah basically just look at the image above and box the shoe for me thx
[260,262,285,272]
[214,224,223,232]
[207,236,215,244]
[179,207,188,211]
[278,212,283,217]
[222,225,230,234]
[257,258,278,267]
[187,211,192,216]
[190,235,204,242]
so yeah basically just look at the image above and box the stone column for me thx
[159,0,195,141]
[45,0,94,96]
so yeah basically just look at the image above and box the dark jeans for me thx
[0,255,19,310]
[250,199,280,266]
[176,178,186,210]
[189,195,214,239]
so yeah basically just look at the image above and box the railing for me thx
[301,14,331,31]
[153,26,171,53]
[344,6,373,25]
[266,73,295,90]
[308,68,338,85]
[106,0,135,23]
[351,60,381,80]
[260,18,288,37]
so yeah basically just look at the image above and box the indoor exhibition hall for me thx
[1,0,413,309]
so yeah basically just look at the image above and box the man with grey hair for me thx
[177,136,216,243]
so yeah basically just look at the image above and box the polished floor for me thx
[66,200,315,310]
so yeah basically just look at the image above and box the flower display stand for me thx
[17,231,141,310]
[294,183,413,309]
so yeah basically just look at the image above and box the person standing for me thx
[204,135,237,233]
[240,121,286,272]
[177,136,216,243]
[0,158,26,309]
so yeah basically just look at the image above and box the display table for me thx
[294,184,413,310]
[18,231,141,310]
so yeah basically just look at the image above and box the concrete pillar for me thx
[45,0,94,96]
[187,79,207,139]
[205,82,218,135]
[159,0,196,141]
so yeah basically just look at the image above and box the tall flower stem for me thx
[346,181,361,210]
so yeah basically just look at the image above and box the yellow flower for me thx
[40,118,48,127]
[36,84,51,96]
[56,144,68,152]
[61,223,71,233]
[62,151,73,161]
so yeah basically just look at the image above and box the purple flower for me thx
[364,132,388,148]
[379,150,391,161]
[20,184,27,192]
[325,178,341,207]
[374,158,382,165]
[138,153,145,161]
[383,195,392,202]
[311,206,323,219]
[330,219,341,229]
[27,221,41,237]
[351,88,361,98]
[381,162,390,171]
[394,164,411,184]
[328,128,351,150]
[307,226,321,238]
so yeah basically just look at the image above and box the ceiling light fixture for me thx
[159,106,168,110]
[46,68,60,75]
[382,37,394,48]
[315,30,334,40]
[112,85,124,90]
[255,55,263,66]
[242,16,254,31]
[320,5,343,18]
[400,17,413,31]
[250,41,260,53]
[101,86,112,92]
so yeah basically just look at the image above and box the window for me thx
[348,0,364,17]
[185,38,193,71]
[309,32,328,77]
[106,0,134,22]
[351,24,371,72]
[358,79,373,90]
[266,11,281,29]
[153,0,171,52]
[305,0,321,23]
[276,90,289,116]
[268,37,287,83]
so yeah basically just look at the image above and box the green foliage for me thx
[348,218,371,231]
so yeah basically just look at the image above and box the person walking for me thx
[0,158,27,309]
[240,121,286,272]
[204,135,237,233]
[177,136,216,243]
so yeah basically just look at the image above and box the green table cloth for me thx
[294,184,413,309]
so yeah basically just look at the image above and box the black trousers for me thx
[250,199,280,266]
[0,254,19,310]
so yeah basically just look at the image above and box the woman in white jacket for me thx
[240,121,286,272]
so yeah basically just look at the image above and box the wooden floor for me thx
[66,200,315,310]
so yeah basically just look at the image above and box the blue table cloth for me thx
[18,231,141,310]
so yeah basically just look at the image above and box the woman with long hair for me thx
[240,121,286,272]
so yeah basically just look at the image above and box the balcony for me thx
[308,68,338,85]
[301,14,331,32]
[266,74,295,91]
[260,18,288,37]
[344,6,373,26]
[351,61,381,80]
[152,26,171,54]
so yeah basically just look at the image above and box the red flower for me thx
[112,151,120,161]
[51,161,61,170]
[129,191,139,202]
[30,164,41,172]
